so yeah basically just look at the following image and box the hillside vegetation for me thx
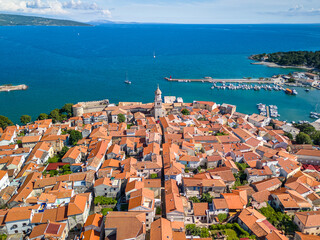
[250,51,320,69]
[0,13,91,26]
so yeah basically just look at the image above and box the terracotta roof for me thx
[193,202,208,216]
[84,213,103,228]
[150,218,173,240]
[295,211,320,228]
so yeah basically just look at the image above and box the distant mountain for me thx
[0,13,91,26]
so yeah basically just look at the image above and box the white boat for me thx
[124,72,131,84]
[153,51,156,59]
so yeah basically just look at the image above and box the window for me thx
[12,225,18,229]
[15,230,18,234]
[23,223,27,226]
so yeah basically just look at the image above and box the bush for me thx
[150,173,158,179]
[101,208,113,215]
[37,113,48,120]
[224,229,239,240]
[94,196,117,205]
[48,156,60,163]
[200,193,214,203]
[156,206,161,215]
[181,109,190,115]
[189,196,200,203]
[218,213,228,222]
[117,113,126,123]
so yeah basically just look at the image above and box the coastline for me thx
[250,61,314,71]
[0,84,28,92]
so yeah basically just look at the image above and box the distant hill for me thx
[0,13,91,26]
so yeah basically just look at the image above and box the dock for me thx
[0,84,28,92]
[164,77,273,84]
[266,106,270,118]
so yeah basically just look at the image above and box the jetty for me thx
[164,77,273,84]
[0,84,28,92]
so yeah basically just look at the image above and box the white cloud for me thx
[0,0,111,19]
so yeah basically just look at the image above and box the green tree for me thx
[189,196,200,203]
[0,115,13,130]
[58,146,69,159]
[60,103,73,117]
[150,173,158,179]
[49,109,61,123]
[200,193,214,203]
[48,156,60,163]
[296,132,312,144]
[312,131,320,146]
[117,113,126,123]
[218,213,228,222]
[94,196,117,205]
[200,228,210,238]
[101,208,113,215]
[37,113,48,120]
[284,132,293,140]
[294,123,316,135]
[68,130,82,145]
[20,115,31,125]
[156,206,162,215]
[181,109,190,115]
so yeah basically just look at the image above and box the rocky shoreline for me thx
[0,84,28,92]
[250,61,313,70]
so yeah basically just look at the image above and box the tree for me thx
[68,130,82,145]
[218,213,228,222]
[117,113,126,123]
[60,103,73,117]
[200,228,210,238]
[48,156,59,163]
[20,115,31,125]
[37,113,48,120]
[284,132,293,140]
[200,193,214,203]
[0,115,13,130]
[181,109,190,115]
[58,146,69,159]
[294,123,316,135]
[296,132,312,144]
[49,109,61,123]
[150,173,158,179]
[101,208,113,215]
[312,131,320,146]
[189,196,200,203]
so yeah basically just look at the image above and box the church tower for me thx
[153,85,164,119]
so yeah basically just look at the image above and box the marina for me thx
[165,77,273,84]
[257,103,280,118]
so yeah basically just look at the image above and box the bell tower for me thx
[154,85,164,119]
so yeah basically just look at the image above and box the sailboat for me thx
[153,51,156,59]
[124,72,131,84]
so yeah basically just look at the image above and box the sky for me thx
[0,0,320,24]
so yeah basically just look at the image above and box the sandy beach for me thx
[251,61,313,70]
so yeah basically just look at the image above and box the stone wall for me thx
[73,99,109,117]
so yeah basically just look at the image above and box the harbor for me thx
[165,77,273,84]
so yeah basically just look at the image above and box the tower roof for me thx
[155,85,162,95]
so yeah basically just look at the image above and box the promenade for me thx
[164,77,273,84]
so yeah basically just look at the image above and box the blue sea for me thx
[0,24,320,123]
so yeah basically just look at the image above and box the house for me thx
[150,218,174,240]
[182,177,226,198]
[192,202,209,223]
[248,114,270,127]
[81,213,104,240]
[104,211,146,240]
[128,188,155,229]
[238,207,288,240]
[94,177,121,198]
[294,211,320,235]
[67,194,90,229]
[294,232,320,240]
[221,190,247,214]
[27,141,54,164]
[220,103,236,116]
[251,177,282,192]
[144,179,161,199]
[62,146,86,164]
[296,150,320,165]
[0,171,10,191]
[211,198,229,216]
[5,208,33,234]
[193,101,217,111]
[87,140,109,171]
[165,179,184,222]
[106,144,122,160]
[29,221,68,240]
[41,135,68,153]
[20,135,42,148]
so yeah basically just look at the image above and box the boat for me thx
[292,89,298,95]
[153,51,156,59]
[305,89,310,92]
[124,72,131,84]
